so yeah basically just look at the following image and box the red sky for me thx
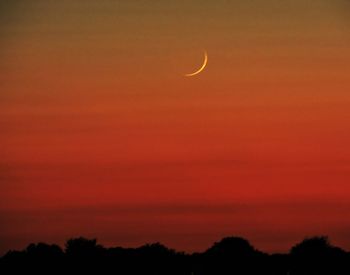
[1,0,350,255]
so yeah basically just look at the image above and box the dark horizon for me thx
[1,235,349,275]
[2,234,350,257]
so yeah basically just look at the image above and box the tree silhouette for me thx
[26,242,64,259]
[290,236,349,275]
[1,242,64,274]
[65,237,104,257]
[205,237,258,257]
[198,237,269,275]
[64,237,106,273]
[1,235,350,275]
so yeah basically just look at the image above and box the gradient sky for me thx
[1,0,350,255]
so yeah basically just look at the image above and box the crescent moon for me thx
[185,51,208,77]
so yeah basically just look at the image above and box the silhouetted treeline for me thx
[1,236,350,275]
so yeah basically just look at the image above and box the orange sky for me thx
[1,0,350,254]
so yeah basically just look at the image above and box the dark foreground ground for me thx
[1,236,349,274]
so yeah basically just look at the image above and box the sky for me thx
[1,0,350,255]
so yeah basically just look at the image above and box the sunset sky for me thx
[1,0,350,255]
